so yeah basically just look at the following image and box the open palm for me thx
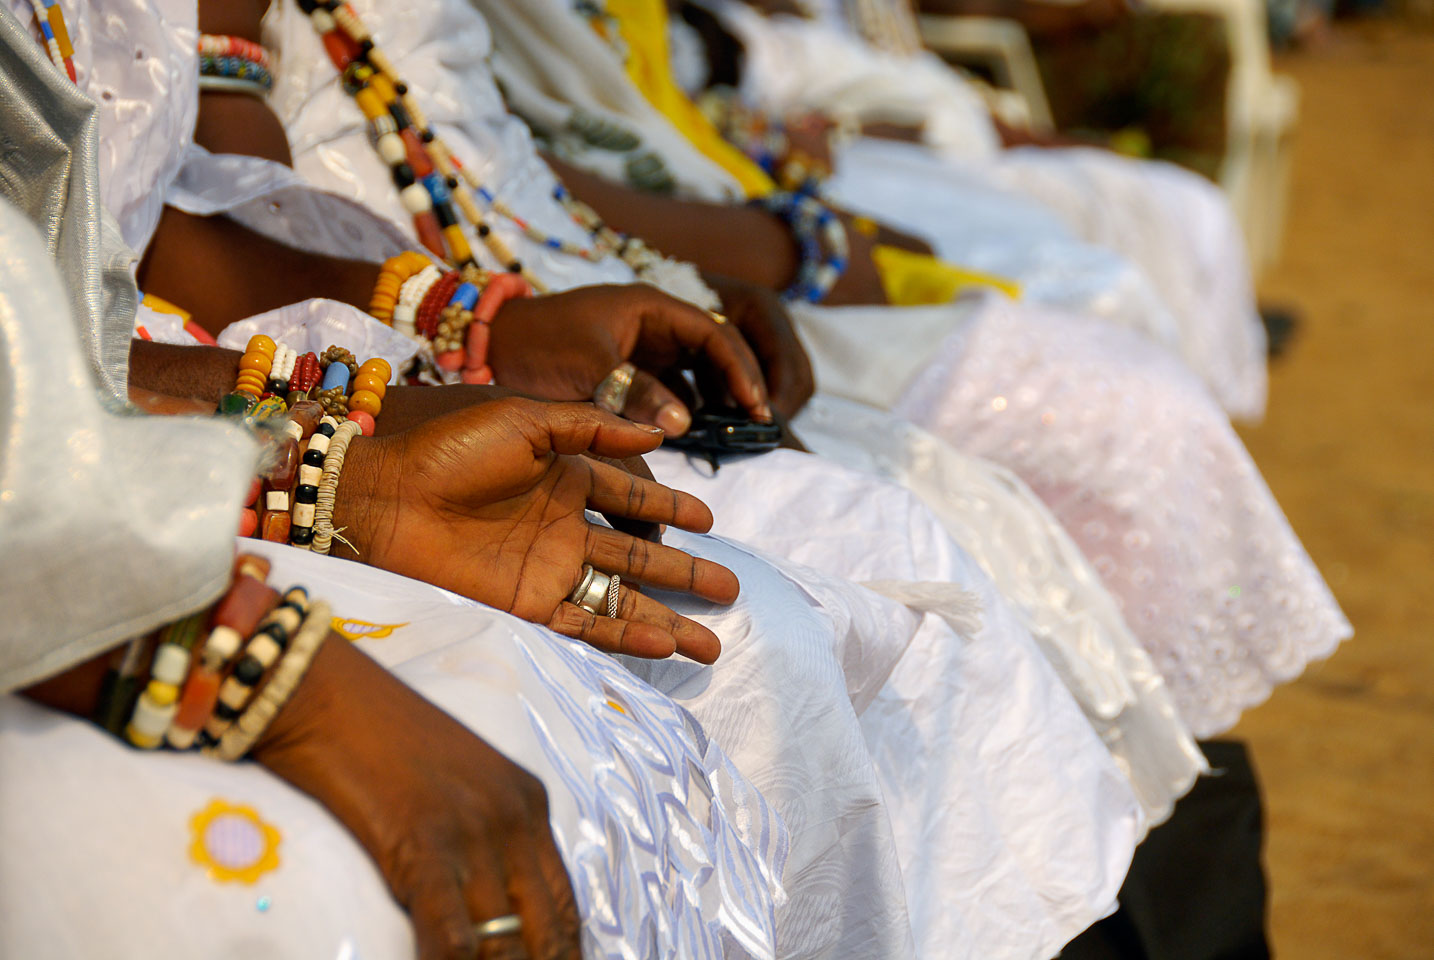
[336,398,735,662]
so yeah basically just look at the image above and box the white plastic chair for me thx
[916,14,1057,133]
[916,3,1299,272]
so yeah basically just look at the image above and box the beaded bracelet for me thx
[311,419,361,556]
[94,636,153,737]
[752,192,850,304]
[124,611,206,749]
[196,587,308,750]
[198,33,273,95]
[289,416,338,549]
[209,598,332,763]
[166,554,276,749]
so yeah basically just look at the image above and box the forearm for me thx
[129,339,244,405]
[138,207,381,337]
[544,154,800,290]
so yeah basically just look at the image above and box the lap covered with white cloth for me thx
[647,457,1146,960]
[0,542,786,960]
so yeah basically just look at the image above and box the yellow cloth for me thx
[872,245,1023,307]
[597,0,1022,308]
[602,0,776,198]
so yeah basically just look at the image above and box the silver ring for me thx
[607,574,621,619]
[593,362,637,414]
[474,914,522,940]
[570,564,613,616]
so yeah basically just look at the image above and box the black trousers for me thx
[1060,741,1272,960]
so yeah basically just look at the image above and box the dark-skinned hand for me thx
[701,274,815,420]
[253,637,580,960]
[334,397,734,662]
[486,284,772,436]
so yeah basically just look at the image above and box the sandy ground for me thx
[1230,20,1434,960]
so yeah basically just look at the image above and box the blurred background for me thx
[1228,12,1434,959]
[919,2,1433,954]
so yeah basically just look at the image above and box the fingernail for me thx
[640,423,665,434]
[756,403,774,423]
[657,404,691,436]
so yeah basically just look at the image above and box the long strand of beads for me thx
[297,0,669,294]
[28,0,76,82]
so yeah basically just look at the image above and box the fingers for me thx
[618,583,722,663]
[585,457,714,533]
[505,399,669,460]
[583,525,739,604]
[548,602,679,658]
[547,589,722,663]
[506,845,581,960]
[405,859,483,960]
[463,845,527,960]
[622,368,694,436]
[656,301,772,421]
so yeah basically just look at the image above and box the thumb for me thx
[622,369,694,436]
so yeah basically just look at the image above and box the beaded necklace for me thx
[27,0,76,82]
[297,0,670,293]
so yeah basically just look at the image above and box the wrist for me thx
[327,434,395,562]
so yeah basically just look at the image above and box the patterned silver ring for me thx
[570,564,614,616]
[474,914,522,940]
[607,574,621,619]
[593,362,637,415]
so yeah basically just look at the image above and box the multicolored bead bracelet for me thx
[94,553,330,762]
[752,191,850,304]
[198,33,274,97]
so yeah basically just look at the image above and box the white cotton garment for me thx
[0,542,788,960]
[645,466,1145,959]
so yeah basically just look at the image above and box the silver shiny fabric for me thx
[0,2,132,400]
[0,10,259,692]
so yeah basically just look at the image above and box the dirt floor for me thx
[1230,19,1434,960]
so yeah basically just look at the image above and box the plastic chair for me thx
[916,3,1299,271]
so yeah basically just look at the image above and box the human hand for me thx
[253,637,580,960]
[334,397,735,662]
[487,284,771,436]
[702,274,815,420]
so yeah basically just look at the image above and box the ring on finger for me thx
[707,310,728,325]
[593,362,637,414]
[474,914,522,940]
[570,563,614,616]
[606,574,621,619]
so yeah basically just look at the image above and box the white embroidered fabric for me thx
[0,542,788,960]
[991,147,1269,420]
[872,293,1351,737]
[823,135,1187,358]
